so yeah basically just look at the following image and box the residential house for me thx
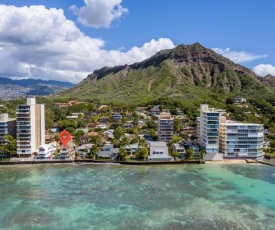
[96,124,107,129]
[147,142,172,161]
[123,121,133,129]
[123,143,142,156]
[172,143,186,159]
[112,114,122,120]
[97,145,119,159]
[99,116,109,123]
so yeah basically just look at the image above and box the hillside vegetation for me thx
[60,43,275,105]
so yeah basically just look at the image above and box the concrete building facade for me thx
[16,98,45,156]
[199,104,223,153]
[158,112,173,142]
[0,113,16,145]
[220,121,264,158]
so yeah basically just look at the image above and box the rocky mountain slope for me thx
[61,43,275,104]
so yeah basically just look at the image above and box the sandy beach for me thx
[205,159,248,164]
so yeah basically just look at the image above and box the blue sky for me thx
[0,0,274,83]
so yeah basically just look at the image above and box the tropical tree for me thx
[1,135,17,159]
[111,138,121,148]
[135,148,148,160]
[137,135,147,149]
[113,127,123,139]
[199,150,206,159]
[118,147,128,161]
[90,145,99,159]
[186,148,194,159]
[0,145,6,160]
[172,135,182,143]
[146,120,158,129]
[75,130,85,143]
[170,151,180,160]
[120,136,130,147]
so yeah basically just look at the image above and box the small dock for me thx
[246,159,258,163]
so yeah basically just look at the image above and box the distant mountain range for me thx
[61,42,275,105]
[0,78,75,100]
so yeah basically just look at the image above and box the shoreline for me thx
[0,159,205,166]
[1,159,273,166]
[205,159,248,164]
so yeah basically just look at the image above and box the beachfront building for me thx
[219,121,264,158]
[97,145,119,159]
[199,104,223,153]
[172,143,185,159]
[147,142,172,161]
[196,117,200,144]
[0,113,16,145]
[158,112,173,142]
[186,141,200,157]
[16,98,45,157]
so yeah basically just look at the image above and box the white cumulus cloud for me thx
[0,5,174,83]
[212,47,267,63]
[253,64,275,77]
[70,0,128,28]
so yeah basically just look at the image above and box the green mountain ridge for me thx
[61,43,275,105]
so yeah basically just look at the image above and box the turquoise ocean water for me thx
[0,163,275,229]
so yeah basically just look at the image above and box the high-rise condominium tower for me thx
[16,98,45,157]
[199,104,222,153]
[158,112,173,142]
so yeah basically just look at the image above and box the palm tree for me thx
[118,147,128,161]
[90,145,99,159]
[186,148,194,160]
[199,150,206,159]
[120,136,130,147]
[135,135,148,160]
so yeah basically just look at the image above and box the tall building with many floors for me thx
[16,98,45,157]
[219,121,264,158]
[158,112,173,142]
[199,104,223,153]
[0,113,16,145]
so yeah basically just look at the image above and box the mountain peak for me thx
[63,42,273,103]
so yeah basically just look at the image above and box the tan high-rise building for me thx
[16,98,45,157]
[158,112,173,142]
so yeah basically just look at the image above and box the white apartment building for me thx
[0,113,16,145]
[16,98,45,156]
[199,104,223,153]
[158,112,173,142]
[220,121,264,158]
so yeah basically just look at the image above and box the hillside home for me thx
[112,114,122,120]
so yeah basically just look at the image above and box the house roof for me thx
[149,141,167,147]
